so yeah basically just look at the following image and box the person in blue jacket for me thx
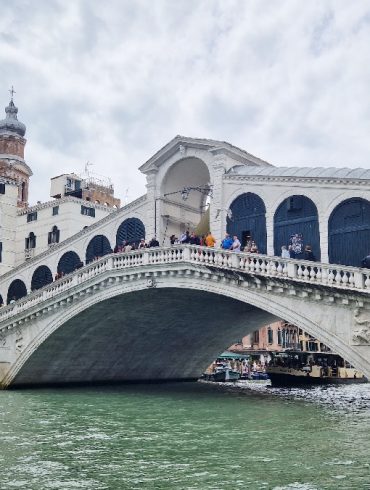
[221,233,233,250]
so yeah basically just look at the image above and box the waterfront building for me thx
[0,95,120,277]
[229,321,338,363]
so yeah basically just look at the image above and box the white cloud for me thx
[1,0,370,204]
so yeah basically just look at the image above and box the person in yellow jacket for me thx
[205,231,216,247]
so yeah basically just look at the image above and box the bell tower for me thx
[0,87,32,207]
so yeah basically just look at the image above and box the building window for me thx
[52,206,59,216]
[308,341,318,352]
[253,330,259,344]
[48,226,60,245]
[27,212,38,223]
[0,183,5,194]
[277,329,282,346]
[81,205,95,217]
[25,232,36,249]
[267,328,273,344]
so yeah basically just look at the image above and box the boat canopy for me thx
[218,352,249,360]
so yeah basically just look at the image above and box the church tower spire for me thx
[0,89,32,207]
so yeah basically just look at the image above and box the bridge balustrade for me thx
[0,246,369,330]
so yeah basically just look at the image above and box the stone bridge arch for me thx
[116,218,145,247]
[160,156,212,242]
[57,251,82,275]
[2,261,369,388]
[31,265,53,291]
[7,279,27,304]
[85,235,112,264]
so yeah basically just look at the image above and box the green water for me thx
[0,382,369,489]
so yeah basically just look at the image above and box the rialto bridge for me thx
[0,136,370,387]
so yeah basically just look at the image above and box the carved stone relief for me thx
[352,308,370,345]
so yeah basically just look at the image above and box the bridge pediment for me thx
[139,135,271,175]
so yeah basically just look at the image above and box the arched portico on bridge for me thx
[329,198,370,267]
[58,251,82,275]
[160,157,211,241]
[31,265,53,291]
[7,279,27,304]
[274,195,321,260]
[226,192,267,253]
[2,257,369,388]
[116,218,145,247]
[85,235,112,264]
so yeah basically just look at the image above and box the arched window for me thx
[116,218,145,247]
[329,198,370,266]
[277,329,282,346]
[267,327,273,344]
[274,195,320,260]
[58,251,82,275]
[85,235,112,264]
[25,232,36,249]
[48,226,60,245]
[226,193,267,253]
[7,279,27,304]
[31,265,53,291]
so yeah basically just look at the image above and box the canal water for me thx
[0,382,369,489]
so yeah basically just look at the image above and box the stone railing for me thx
[0,245,369,328]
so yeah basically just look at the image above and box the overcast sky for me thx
[1,0,370,205]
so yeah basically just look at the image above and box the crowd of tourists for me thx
[168,231,259,253]
[113,237,160,253]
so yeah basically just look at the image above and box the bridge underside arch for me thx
[11,289,276,387]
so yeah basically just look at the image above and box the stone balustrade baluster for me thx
[341,271,349,287]
[302,265,309,281]
[308,266,316,281]
[276,261,283,275]
[297,264,303,279]
[272,259,279,275]
[333,269,341,286]
[364,273,370,289]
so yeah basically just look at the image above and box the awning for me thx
[218,351,250,360]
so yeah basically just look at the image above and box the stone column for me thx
[319,215,329,263]
[144,170,158,240]
[209,156,226,245]
[266,209,274,256]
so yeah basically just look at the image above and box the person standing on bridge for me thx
[361,253,370,268]
[231,235,241,252]
[304,245,316,262]
[149,237,160,247]
[221,233,233,250]
[205,231,216,247]
[138,238,147,249]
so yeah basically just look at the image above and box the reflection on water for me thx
[0,382,369,489]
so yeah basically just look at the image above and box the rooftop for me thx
[226,166,370,180]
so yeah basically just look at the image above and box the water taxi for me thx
[266,351,367,386]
